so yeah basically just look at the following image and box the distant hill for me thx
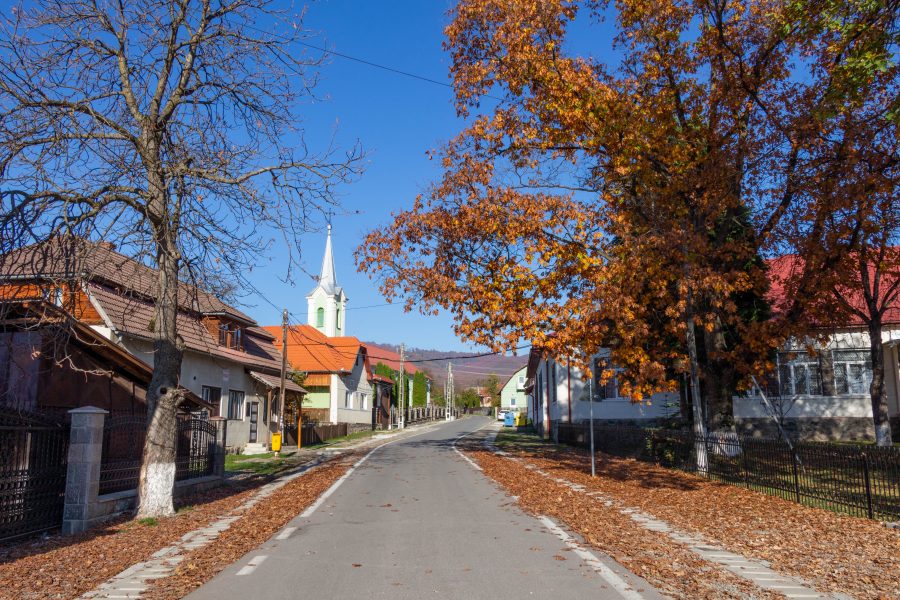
[363,342,528,391]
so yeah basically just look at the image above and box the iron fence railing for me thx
[0,410,69,542]
[100,414,224,495]
[556,423,900,521]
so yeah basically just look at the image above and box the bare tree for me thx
[0,0,363,517]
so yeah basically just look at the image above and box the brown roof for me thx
[1,237,254,323]
[0,300,211,411]
[87,284,283,372]
[248,371,307,394]
[1,238,286,374]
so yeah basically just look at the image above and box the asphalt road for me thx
[188,417,663,600]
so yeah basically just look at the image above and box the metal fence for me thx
[0,410,69,542]
[556,423,900,521]
[100,414,224,495]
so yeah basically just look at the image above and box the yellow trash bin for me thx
[515,413,527,426]
[271,432,282,452]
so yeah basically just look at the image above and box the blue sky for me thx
[245,0,486,350]
[244,1,619,351]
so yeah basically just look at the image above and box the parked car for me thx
[497,409,509,421]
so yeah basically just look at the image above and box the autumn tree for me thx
[359,0,893,439]
[0,0,362,516]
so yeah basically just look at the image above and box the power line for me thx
[239,22,505,101]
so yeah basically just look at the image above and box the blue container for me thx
[503,412,516,427]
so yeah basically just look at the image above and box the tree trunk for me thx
[868,319,893,447]
[136,235,184,518]
[685,289,709,475]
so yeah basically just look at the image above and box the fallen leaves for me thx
[143,458,353,599]
[468,448,782,600]
[0,483,260,600]
[500,442,900,600]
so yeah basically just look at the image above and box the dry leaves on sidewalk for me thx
[0,483,261,600]
[143,457,352,599]
[467,449,782,600]
[511,443,900,600]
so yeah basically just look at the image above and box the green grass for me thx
[137,517,158,527]
[494,429,544,451]
[301,428,382,449]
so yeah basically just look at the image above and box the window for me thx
[316,307,325,327]
[833,350,872,395]
[202,386,222,417]
[360,393,368,410]
[344,390,352,409]
[592,358,618,400]
[510,397,517,406]
[336,307,341,330]
[227,390,244,420]
[777,352,822,396]
[517,375,525,389]
[218,322,243,350]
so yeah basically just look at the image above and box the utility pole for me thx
[588,375,596,477]
[398,343,406,429]
[277,308,288,456]
[446,362,454,420]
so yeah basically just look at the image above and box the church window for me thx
[316,307,325,327]
[336,307,341,330]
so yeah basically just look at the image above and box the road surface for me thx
[188,417,663,599]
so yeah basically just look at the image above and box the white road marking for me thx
[276,527,297,540]
[449,421,493,471]
[538,516,646,600]
[453,446,483,471]
[236,555,268,576]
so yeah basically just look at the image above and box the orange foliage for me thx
[358,1,897,404]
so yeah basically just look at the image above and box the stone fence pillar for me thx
[62,406,107,536]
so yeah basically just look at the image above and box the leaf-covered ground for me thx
[482,432,900,600]
[0,484,259,599]
[0,457,351,600]
[143,457,351,599]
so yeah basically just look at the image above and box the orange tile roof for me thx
[262,325,363,374]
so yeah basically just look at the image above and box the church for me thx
[264,225,382,427]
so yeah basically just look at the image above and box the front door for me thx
[249,402,259,443]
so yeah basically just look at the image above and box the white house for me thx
[526,347,679,440]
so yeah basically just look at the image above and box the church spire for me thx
[319,223,336,293]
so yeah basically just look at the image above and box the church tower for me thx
[307,224,348,337]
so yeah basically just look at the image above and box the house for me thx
[0,237,304,453]
[526,347,680,440]
[365,344,431,406]
[500,367,528,413]
[732,255,900,441]
[264,324,373,425]
[0,299,211,418]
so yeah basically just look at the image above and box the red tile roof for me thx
[364,344,420,375]
[768,253,900,326]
